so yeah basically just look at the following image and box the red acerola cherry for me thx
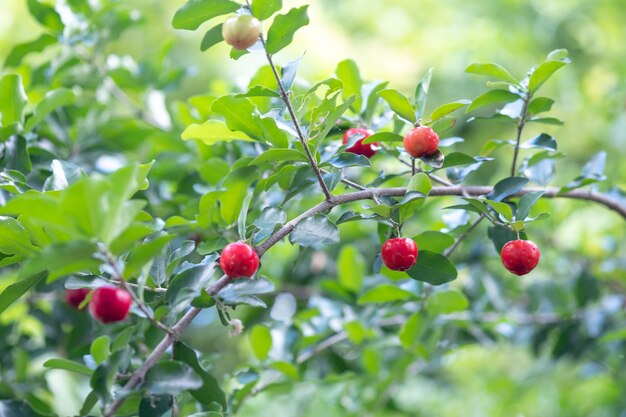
[500,239,541,276]
[65,288,90,310]
[222,15,262,50]
[89,287,132,323]
[220,242,259,278]
[381,238,419,271]
[342,128,377,158]
[403,126,439,158]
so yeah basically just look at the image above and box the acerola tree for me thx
[0,0,625,416]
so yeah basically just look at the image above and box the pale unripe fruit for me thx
[222,15,261,50]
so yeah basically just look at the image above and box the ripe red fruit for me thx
[89,287,132,323]
[500,239,541,276]
[65,288,90,310]
[403,126,439,158]
[220,242,259,278]
[381,238,419,271]
[222,15,261,50]
[342,128,377,158]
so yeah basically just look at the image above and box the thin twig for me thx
[257,37,332,201]
[510,92,532,176]
[444,215,485,257]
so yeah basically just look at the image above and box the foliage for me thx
[0,0,625,416]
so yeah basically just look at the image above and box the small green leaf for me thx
[485,199,514,221]
[250,149,309,165]
[466,89,520,113]
[414,68,433,120]
[357,284,414,304]
[0,74,28,128]
[43,358,93,376]
[24,89,76,132]
[90,336,111,365]
[362,131,403,144]
[250,325,272,360]
[487,177,529,202]
[252,0,282,20]
[426,289,469,315]
[0,272,46,316]
[527,97,554,116]
[238,193,253,241]
[406,251,457,286]
[265,6,309,54]
[144,361,203,395]
[172,0,240,30]
[414,231,454,253]
[378,89,416,123]
[465,62,518,84]
[520,133,557,151]
[324,152,370,168]
[182,120,255,145]
[407,172,431,195]
[399,312,422,349]
[4,34,57,68]
[336,59,363,113]
[111,326,136,352]
[200,24,223,51]
[529,59,569,93]
[174,341,226,408]
[27,0,63,33]
[429,99,470,122]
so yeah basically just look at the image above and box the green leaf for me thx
[414,68,433,120]
[520,133,557,151]
[406,250,457,286]
[441,152,481,168]
[399,312,423,349]
[18,241,100,283]
[265,6,309,55]
[200,24,224,51]
[219,166,257,225]
[43,358,93,376]
[378,89,416,123]
[174,342,227,408]
[527,116,564,126]
[218,277,274,308]
[250,149,309,165]
[111,325,137,352]
[238,193,253,240]
[252,0,282,20]
[167,255,219,314]
[465,62,518,84]
[466,89,520,113]
[487,177,529,202]
[311,96,356,151]
[336,59,363,113]
[488,225,526,253]
[126,234,174,278]
[407,172,432,195]
[429,99,470,122]
[144,361,203,395]
[4,34,57,67]
[253,207,286,243]
[527,97,554,116]
[0,217,38,266]
[357,284,414,304]
[0,272,46,316]
[414,231,454,253]
[25,89,76,132]
[250,325,272,360]
[289,215,339,249]
[560,151,607,193]
[516,191,544,221]
[182,120,255,145]
[27,0,63,33]
[172,0,240,30]
[484,199,514,221]
[529,60,569,93]
[337,245,365,292]
[324,152,370,168]
[0,400,47,417]
[0,74,28,128]
[90,336,111,365]
[430,116,457,135]
[426,289,469,315]
[361,131,403,144]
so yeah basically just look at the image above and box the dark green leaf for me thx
[419,149,444,169]
[516,191,544,220]
[27,0,63,33]
[43,358,93,376]
[0,400,46,417]
[289,215,339,249]
[487,177,529,202]
[324,152,371,168]
[521,133,557,151]
[144,361,203,395]
[488,225,526,253]
[174,342,226,408]
[139,395,172,417]
[406,250,457,285]
[218,277,275,308]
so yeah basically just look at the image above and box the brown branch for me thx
[103,183,625,415]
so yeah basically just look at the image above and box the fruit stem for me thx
[256,32,333,201]
[510,91,532,177]
[411,158,416,176]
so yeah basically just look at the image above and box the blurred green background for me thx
[2,0,626,415]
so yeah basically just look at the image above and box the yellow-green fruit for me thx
[222,15,261,50]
